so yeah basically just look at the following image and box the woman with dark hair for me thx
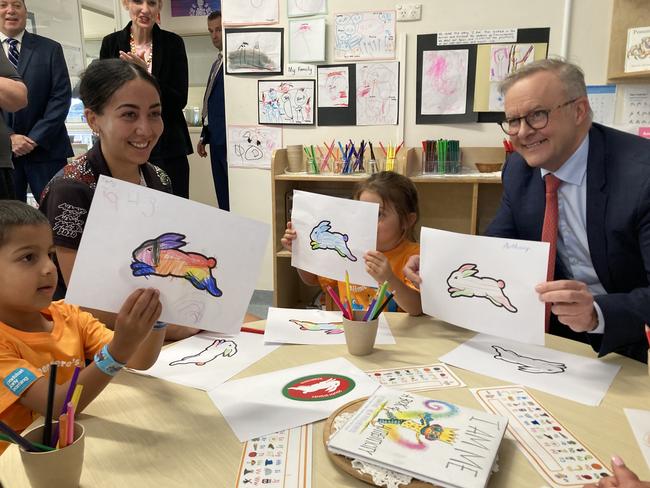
[100,0,193,199]
[40,58,198,341]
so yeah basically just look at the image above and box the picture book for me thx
[327,387,507,488]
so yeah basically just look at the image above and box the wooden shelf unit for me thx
[271,146,505,309]
[607,0,650,83]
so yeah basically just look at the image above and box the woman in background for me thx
[100,0,193,199]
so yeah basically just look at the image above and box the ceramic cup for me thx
[19,422,85,488]
[342,310,379,356]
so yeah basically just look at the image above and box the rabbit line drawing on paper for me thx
[169,339,238,366]
[309,220,357,261]
[446,263,517,312]
[491,346,567,374]
[131,232,223,298]
[290,319,344,334]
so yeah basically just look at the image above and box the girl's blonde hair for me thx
[353,171,420,242]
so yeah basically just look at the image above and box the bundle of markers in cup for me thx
[326,272,394,321]
[0,364,84,452]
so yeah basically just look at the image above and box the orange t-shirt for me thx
[318,239,420,313]
[0,300,113,452]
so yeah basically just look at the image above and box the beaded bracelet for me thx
[94,344,126,376]
[153,321,168,330]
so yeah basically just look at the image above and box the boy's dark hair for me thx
[353,171,420,242]
[79,59,161,115]
[0,200,49,247]
[208,10,221,21]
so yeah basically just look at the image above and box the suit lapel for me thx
[18,31,34,76]
[151,24,162,80]
[585,125,612,290]
[117,23,131,53]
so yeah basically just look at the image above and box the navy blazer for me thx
[4,31,73,163]
[486,123,650,362]
[199,60,225,148]
[100,22,192,159]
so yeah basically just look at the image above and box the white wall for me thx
[160,0,614,291]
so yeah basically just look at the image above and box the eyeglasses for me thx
[498,98,578,135]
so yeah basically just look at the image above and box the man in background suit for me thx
[197,10,229,211]
[406,59,650,363]
[0,0,72,202]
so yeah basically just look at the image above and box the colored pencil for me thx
[362,298,377,321]
[369,281,389,319]
[240,326,264,335]
[645,324,650,347]
[344,271,353,315]
[371,291,394,320]
[43,363,57,447]
[71,384,83,410]
[326,285,349,318]
[58,413,68,449]
[0,420,41,452]
[0,433,53,452]
[52,366,80,447]
[66,402,75,446]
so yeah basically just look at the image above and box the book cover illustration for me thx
[327,387,507,488]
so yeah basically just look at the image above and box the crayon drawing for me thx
[222,0,278,25]
[131,232,223,298]
[491,345,567,374]
[225,28,283,74]
[446,263,517,312]
[334,10,395,60]
[488,44,534,111]
[290,319,344,334]
[289,18,326,63]
[227,125,282,169]
[258,79,315,125]
[170,0,220,17]
[309,220,357,261]
[420,50,468,115]
[356,61,399,125]
[169,339,237,366]
[317,66,349,107]
[287,0,326,17]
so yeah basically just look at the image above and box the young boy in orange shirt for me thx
[0,201,165,452]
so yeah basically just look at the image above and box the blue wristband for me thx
[94,344,126,376]
[153,321,168,330]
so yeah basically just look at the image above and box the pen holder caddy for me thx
[19,422,85,488]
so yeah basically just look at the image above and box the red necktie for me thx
[541,173,561,332]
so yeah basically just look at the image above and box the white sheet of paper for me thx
[289,18,326,63]
[334,10,396,61]
[318,66,349,108]
[440,334,620,406]
[420,227,548,345]
[208,357,380,441]
[66,176,269,334]
[227,125,282,169]
[137,331,279,391]
[356,61,399,125]
[420,49,468,115]
[288,0,326,17]
[222,0,278,25]
[264,307,395,345]
[624,408,650,470]
[225,30,282,74]
[290,190,378,287]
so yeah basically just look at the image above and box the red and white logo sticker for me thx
[282,374,355,401]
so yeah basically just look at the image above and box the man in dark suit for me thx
[406,59,650,363]
[197,10,229,211]
[0,0,72,202]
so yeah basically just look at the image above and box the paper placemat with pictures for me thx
[365,363,465,392]
[471,385,611,487]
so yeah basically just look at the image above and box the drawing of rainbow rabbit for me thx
[446,263,517,313]
[130,232,223,297]
[289,319,344,334]
[309,220,357,261]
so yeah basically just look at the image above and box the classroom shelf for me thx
[607,0,650,83]
[271,146,505,309]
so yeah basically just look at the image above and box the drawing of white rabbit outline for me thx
[168,339,237,366]
[309,219,357,261]
[446,263,518,313]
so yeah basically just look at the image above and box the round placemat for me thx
[323,397,436,488]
